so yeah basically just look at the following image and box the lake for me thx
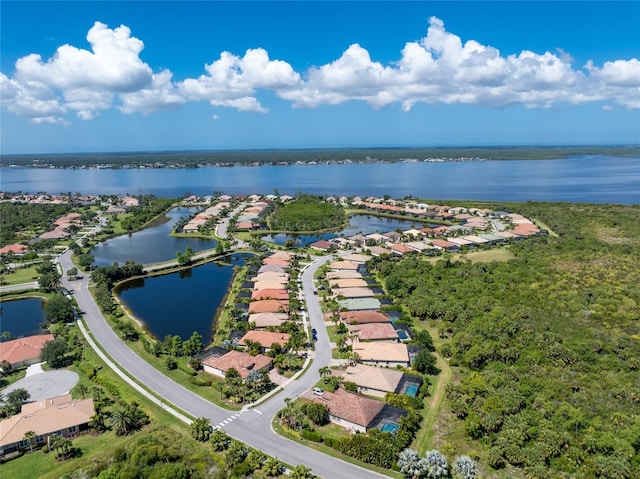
[115,254,247,343]
[0,297,48,340]
[92,207,217,266]
[1,155,638,204]
[262,214,432,246]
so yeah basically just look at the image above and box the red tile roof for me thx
[202,350,272,379]
[251,289,289,300]
[239,330,291,348]
[340,310,391,324]
[320,388,385,428]
[248,300,289,313]
[0,334,55,366]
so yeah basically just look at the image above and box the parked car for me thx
[313,387,324,395]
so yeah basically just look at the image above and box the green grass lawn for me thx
[0,265,40,286]
[424,247,514,265]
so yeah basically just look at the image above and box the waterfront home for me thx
[339,310,391,325]
[258,264,287,274]
[239,330,291,352]
[253,280,288,291]
[202,350,273,380]
[0,394,94,457]
[254,271,289,282]
[309,240,333,252]
[351,342,410,367]
[0,334,55,371]
[249,312,290,328]
[262,257,290,268]
[251,289,289,301]
[348,323,399,342]
[248,300,289,314]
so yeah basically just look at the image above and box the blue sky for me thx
[1,1,639,154]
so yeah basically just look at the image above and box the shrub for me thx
[301,430,323,443]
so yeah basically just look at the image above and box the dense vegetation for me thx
[2,146,638,168]
[370,202,640,478]
[0,202,76,246]
[114,195,175,232]
[269,195,345,232]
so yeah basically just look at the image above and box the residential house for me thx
[348,323,399,342]
[248,300,289,314]
[341,363,405,398]
[0,334,55,370]
[202,350,273,380]
[248,312,290,329]
[352,342,410,367]
[238,330,291,352]
[339,310,391,325]
[315,388,385,433]
[0,394,95,457]
[251,289,289,301]
[338,297,382,312]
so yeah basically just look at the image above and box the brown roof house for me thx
[239,330,291,352]
[348,323,399,342]
[340,310,391,325]
[352,342,410,367]
[315,388,406,434]
[251,289,289,301]
[248,300,289,314]
[202,350,273,380]
[342,363,406,398]
[0,334,55,371]
[0,394,95,457]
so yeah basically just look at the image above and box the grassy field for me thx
[0,265,40,286]
[424,247,514,265]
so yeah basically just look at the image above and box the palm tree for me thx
[77,384,88,399]
[108,406,136,436]
[23,430,36,452]
[318,366,331,382]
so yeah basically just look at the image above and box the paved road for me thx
[3,369,79,401]
[57,249,383,478]
[0,281,38,292]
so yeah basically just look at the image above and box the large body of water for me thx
[2,155,638,204]
[0,297,47,340]
[116,255,246,343]
[92,207,217,266]
[262,214,432,246]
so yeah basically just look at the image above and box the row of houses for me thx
[324,257,415,369]
[181,200,231,233]
[38,212,83,240]
[201,250,298,381]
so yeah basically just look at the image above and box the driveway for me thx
[2,369,79,401]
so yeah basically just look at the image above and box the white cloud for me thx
[119,70,186,114]
[178,48,300,112]
[15,22,152,92]
[1,17,639,125]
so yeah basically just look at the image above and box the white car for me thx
[313,387,324,395]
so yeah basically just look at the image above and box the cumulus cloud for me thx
[178,48,300,112]
[1,17,639,125]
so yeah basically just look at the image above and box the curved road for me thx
[58,248,383,478]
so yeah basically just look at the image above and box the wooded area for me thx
[268,195,345,232]
[370,202,640,478]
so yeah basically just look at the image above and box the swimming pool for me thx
[397,330,410,340]
[404,383,419,397]
[380,421,399,434]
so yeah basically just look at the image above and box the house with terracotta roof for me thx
[339,310,391,325]
[348,323,399,342]
[342,364,405,398]
[248,300,289,314]
[368,246,394,256]
[326,270,363,280]
[389,244,415,255]
[0,244,29,256]
[0,394,95,457]
[329,278,368,289]
[315,388,385,433]
[254,271,289,282]
[309,240,333,252]
[352,342,410,367]
[0,334,55,370]
[262,257,290,267]
[253,280,288,291]
[333,287,375,299]
[239,330,291,352]
[248,312,290,328]
[251,289,289,301]
[329,261,360,271]
[202,350,273,380]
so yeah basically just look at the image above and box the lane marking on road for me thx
[253,409,262,415]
